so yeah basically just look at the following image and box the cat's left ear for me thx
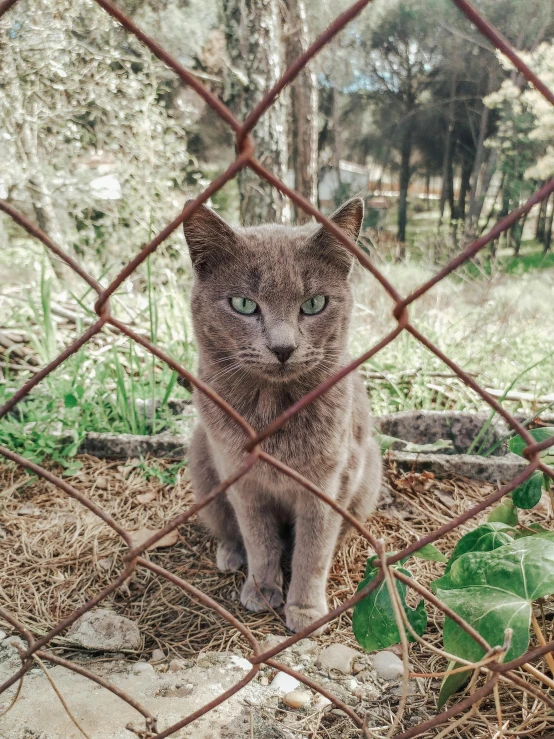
[310,198,364,274]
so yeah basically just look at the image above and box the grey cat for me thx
[184,198,382,634]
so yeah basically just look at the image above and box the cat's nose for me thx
[271,345,295,364]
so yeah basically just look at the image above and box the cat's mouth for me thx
[252,360,317,382]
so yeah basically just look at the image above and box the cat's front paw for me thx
[285,604,329,635]
[216,541,245,572]
[240,578,284,613]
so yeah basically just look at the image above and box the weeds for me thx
[1,219,553,472]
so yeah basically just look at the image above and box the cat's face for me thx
[184,200,363,384]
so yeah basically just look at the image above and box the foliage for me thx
[353,427,554,708]
[352,554,427,652]
[0,0,205,272]
[486,43,554,183]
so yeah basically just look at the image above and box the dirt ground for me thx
[1,456,554,738]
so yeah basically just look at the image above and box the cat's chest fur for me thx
[195,373,354,485]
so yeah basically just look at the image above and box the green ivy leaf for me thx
[445,523,515,574]
[412,543,447,563]
[353,556,427,652]
[64,393,78,409]
[508,427,554,457]
[438,662,469,710]
[487,499,518,526]
[514,523,550,538]
[511,471,545,509]
[431,537,554,704]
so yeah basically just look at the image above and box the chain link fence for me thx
[1,0,554,736]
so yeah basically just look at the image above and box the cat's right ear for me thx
[183,201,237,277]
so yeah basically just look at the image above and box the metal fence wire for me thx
[1,0,554,736]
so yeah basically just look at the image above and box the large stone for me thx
[66,609,141,652]
[372,651,404,680]
[317,643,361,674]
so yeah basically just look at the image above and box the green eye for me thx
[300,295,327,315]
[230,297,258,315]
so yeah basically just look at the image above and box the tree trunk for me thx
[465,78,495,237]
[512,211,527,256]
[544,194,554,254]
[5,44,67,281]
[425,168,430,210]
[397,124,412,245]
[222,0,288,224]
[457,156,473,222]
[376,137,393,192]
[331,86,342,190]
[446,137,457,222]
[439,73,457,224]
[536,188,547,243]
[282,0,318,223]
[479,171,504,235]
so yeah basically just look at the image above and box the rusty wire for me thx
[1,0,554,736]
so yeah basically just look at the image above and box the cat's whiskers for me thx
[206,362,245,384]
[203,354,240,368]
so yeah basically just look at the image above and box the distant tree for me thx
[282,0,318,223]
[359,1,443,244]
[485,42,554,253]
[222,0,288,224]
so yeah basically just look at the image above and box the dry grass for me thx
[1,456,554,738]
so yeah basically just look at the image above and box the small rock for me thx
[228,655,252,671]
[66,609,141,651]
[260,635,286,652]
[271,671,300,693]
[283,689,311,709]
[150,648,165,663]
[325,682,351,703]
[197,653,214,668]
[355,669,374,684]
[294,639,317,656]
[314,694,332,710]
[175,684,194,697]
[372,651,404,680]
[317,643,361,674]
[96,476,109,490]
[352,661,365,674]
[132,661,154,675]
[168,658,185,673]
[1,636,26,655]
[0,630,6,641]
[260,676,269,686]
[391,683,416,697]
[136,491,157,505]
[97,557,113,571]
[331,709,349,717]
